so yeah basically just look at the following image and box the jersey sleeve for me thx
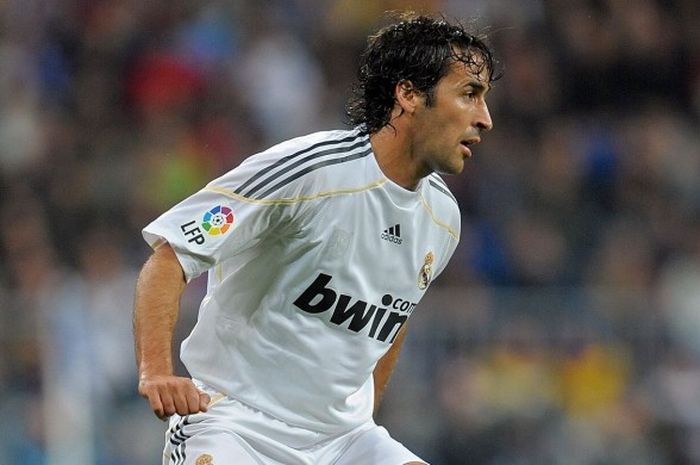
[432,199,462,280]
[142,155,306,282]
[434,220,461,279]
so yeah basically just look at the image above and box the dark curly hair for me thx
[346,13,499,135]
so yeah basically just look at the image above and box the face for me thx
[410,59,493,176]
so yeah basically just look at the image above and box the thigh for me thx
[333,425,428,465]
[163,415,262,465]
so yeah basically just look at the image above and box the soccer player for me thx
[134,13,496,465]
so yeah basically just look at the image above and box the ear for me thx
[394,80,421,115]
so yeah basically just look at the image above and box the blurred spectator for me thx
[2,1,700,464]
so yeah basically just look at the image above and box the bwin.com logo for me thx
[381,224,403,245]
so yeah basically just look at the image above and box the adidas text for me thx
[381,224,403,245]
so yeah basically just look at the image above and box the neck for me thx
[369,125,427,191]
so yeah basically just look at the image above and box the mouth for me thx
[460,138,480,158]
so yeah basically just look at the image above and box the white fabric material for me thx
[162,381,427,465]
[143,128,460,434]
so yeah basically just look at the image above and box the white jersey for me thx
[142,128,460,434]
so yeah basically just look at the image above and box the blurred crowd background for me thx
[1,0,700,464]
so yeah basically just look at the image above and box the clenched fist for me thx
[139,375,211,420]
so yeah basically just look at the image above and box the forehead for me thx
[442,58,491,88]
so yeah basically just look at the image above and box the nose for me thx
[475,100,493,132]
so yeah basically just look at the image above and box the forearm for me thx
[372,325,408,412]
[133,243,187,378]
[133,243,211,418]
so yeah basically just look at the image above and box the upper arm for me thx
[136,241,187,296]
[151,242,187,283]
[374,325,408,375]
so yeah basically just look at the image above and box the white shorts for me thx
[162,381,427,465]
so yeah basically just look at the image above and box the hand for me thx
[138,375,211,420]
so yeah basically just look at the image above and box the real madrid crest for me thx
[418,251,434,290]
[195,453,214,465]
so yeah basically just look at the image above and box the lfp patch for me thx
[202,205,234,235]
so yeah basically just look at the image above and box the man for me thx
[134,13,496,465]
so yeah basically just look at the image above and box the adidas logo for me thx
[381,224,403,245]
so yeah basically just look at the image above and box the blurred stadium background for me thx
[1,0,700,464]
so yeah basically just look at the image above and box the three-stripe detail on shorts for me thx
[168,416,191,465]
[234,132,372,199]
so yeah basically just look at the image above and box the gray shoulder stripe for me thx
[243,139,369,197]
[257,147,373,199]
[234,132,363,195]
[429,173,450,190]
[428,179,459,206]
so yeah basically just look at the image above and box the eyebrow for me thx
[464,81,491,94]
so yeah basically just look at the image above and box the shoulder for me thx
[425,173,459,207]
[209,128,375,201]
[266,128,367,160]
[422,173,461,235]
